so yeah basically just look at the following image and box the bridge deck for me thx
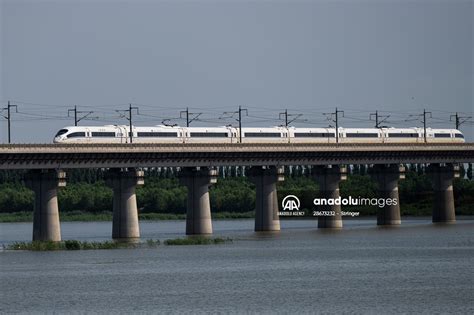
[0,143,473,169]
[1,143,472,152]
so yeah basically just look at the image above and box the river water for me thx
[1,218,473,314]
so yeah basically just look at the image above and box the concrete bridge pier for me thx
[106,168,144,239]
[312,165,347,228]
[427,163,459,223]
[25,169,66,241]
[179,167,217,235]
[248,166,284,232]
[369,164,405,226]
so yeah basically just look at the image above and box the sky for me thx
[0,0,472,143]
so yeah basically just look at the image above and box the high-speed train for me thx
[53,125,465,144]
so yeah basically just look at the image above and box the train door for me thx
[283,127,290,143]
[84,127,91,142]
[234,128,241,144]
[117,126,128,143]
[180,128,186,144]
[228,127,237,144]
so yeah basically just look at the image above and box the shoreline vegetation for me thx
[1,211,473,223]
[1,167,473,223]
[5,237,233,251]
[0,211,256,223]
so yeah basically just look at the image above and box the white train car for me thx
[54,125,124,143]
[423,128,465,143]
[54,125,466,144]
[287,127,336,143]
[379,127,421,144]
[238,127,288,144]
[183,127,234,144]
[54,125,185,144]
[134,125,184,143]
[338,128,382,143]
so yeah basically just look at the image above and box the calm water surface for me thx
[1,218,473,314]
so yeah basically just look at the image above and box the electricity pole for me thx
[180,107,202,127]
[185,107,189,127]
[237,106,249,143]
[369,110,390,128]
[68,105,95,126]
[220,106,247,143]
[324,107,344,143]
[450,112,472,129]
[279,109,303,127]
[407,109,431,143]
[116,104,139,143]
[422,109,432,143]
[128,104,138,143]
[238,106,242,143]
[2,101,18,144]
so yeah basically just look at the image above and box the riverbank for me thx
[5,237,232,251]
[0,204,474,223]
[0,211,256,223]
[2,210,473,223]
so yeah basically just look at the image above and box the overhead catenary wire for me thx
[1,100,473,144]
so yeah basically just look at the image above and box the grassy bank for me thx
[0,211,256,223]
[1,208,473,223]
[5,237,232,251]
[164,237,231,245]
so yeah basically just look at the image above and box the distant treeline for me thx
[0,164,473,216]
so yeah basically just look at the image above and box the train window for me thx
[55,129,68,137]
[434,133,451,138]
[345,133,379,138]
[244,132,281,137]
[455,134,464,138]
[388,133,419,138]
[190,132,229,137]
[294,132,335,138]
[67,132,86,138]
[137,132,177,137]
[91,132,116,137]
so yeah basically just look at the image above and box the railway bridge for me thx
[1,143,473,241]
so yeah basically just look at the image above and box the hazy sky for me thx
[1,0,472,143]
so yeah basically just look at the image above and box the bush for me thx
[64,240,81,250]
